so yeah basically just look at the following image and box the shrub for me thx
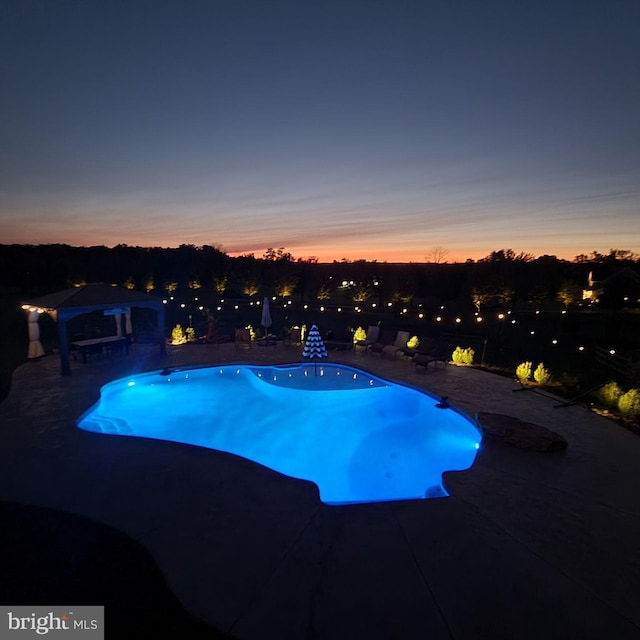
[533,363,551,385]
[246,324,257,340]
[171,324,187,345]
[407,335,419,349]
[618,389,640,417]
[185,326,196,342]
[515,361,532,382]
[597,381,623,408]
[353,326,367,343]
[452,346,474,365]
[556,372,581,397]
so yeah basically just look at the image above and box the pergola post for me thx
[57,316,71,376]
[157,305,166,354]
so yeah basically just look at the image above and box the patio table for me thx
[70,336,129,363]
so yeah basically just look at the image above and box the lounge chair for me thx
[355,325,380,347]
[383,330,411,358]
[369,330,410,358]
[401,336,437,358]
[325,328,354,350]
[413,339,449,370]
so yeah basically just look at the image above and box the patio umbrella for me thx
[261,296,272,340]
[27,311,45,359]
[302,324,328,374]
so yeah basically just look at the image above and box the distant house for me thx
[582,268,640,305]
[582,271,599,302]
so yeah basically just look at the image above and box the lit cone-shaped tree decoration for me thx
[302,324,328,374]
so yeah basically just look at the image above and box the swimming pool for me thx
[77,363,481,504]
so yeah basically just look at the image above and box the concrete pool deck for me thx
[1,341,640,639]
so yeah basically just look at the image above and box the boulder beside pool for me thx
[477,412,568,452]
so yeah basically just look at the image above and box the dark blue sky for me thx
[1,0,638,261]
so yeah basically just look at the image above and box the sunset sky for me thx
[1,0,639,262]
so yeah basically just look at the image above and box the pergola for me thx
[21,284,165,375]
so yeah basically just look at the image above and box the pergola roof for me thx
[22,283,163,311]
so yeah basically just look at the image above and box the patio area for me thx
[1,340,639,639]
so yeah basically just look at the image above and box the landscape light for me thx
[609,349,616,355]
[476,317,482,322]
[578,346,585,351]
[455,317,461,324]
[436,316,442,322]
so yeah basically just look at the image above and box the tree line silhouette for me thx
[0,244,638,310]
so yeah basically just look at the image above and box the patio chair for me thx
[284,327,302,346]
[234,328,252,349]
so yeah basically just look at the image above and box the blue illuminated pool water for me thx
[77,363,481,504]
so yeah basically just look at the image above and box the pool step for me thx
[78,413,134,435]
